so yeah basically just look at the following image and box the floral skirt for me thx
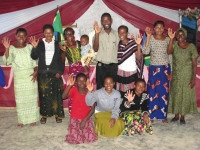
[65,117,97,144]
[120,111,153,135]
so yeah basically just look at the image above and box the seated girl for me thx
[62,73,97,144]
[120,78,153,135]
[86,76,124,137]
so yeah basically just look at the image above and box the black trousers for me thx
[96,62,118,90]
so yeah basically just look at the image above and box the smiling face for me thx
[135,81,146,96]
[15,31,27,45]
[176,30,186,43]
[104,77,115,93]
[76,76,87,89]
[80,37,89,46]
[101,15,112,30]
[64,29,74,42]
[154,23,164,35]
[43,28,53,41]
[118,27,128,41]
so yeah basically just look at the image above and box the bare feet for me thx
[17,124,23,128]
[30,122,36,127]
[162,119,168,123]
[151,120,154,123]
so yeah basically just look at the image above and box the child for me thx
[80,34,95,75]
[62,73,97,144]
[2,28,39,127]
[120,78,153,135]
[86,76,124,137]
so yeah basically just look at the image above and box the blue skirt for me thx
[148,64,171,120]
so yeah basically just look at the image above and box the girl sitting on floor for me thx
[86,76,124,137]
[120,78,153,135]
[62,73,97,144]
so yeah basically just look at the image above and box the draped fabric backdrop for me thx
[0,0,200,56]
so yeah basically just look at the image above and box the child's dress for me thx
[65,87,97,144]
[120,89,153,135]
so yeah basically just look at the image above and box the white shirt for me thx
[118,53,137,72]
[42,38,54,65]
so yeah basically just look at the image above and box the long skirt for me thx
[116,68,138,97]
[148,64,171,120]
[94,111,124,137]
[38,72,64,118]
[120,111,153,135]
[14,69,39,124]
[65,117,97,144]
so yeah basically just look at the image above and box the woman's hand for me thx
[68,74,75,86]
[79,120,86,130]
[55,73,61,78]
[142,113,149,125]
[2,37,10,49]
[30,70,37,82]
[94,21,102,34]
[86,79,94,92]
[145,27,152,37]
[109,118,116,128]
[135,34,143,45]
[29,36,39,48]
[168,28,175,39]
[59,42,67,52]
[189,79,196,88]
[126,90,135,103]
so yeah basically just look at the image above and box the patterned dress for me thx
[169,43,198,115]
[3,44,39,124]
[142,36,171,120]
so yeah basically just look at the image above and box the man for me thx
[93,13,119,89]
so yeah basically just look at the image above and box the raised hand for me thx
[135,34,143,45]
[29,36,39,48]
[86,79,93,92]
[168,28,175,39]
[145,27,152,37]
[93,21,102,34]
[2,37,10,49]
[59,42,66,52]
[68,74,75,86]
[126,90,135,103]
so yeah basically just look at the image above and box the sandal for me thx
[56,117,62,123]
[180,119,186,125]
[171,117,179,122]
[40,117,46,124]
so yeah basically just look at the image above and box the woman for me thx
[116,25,143,97]
[59,27,87,113]
[30,24,65,124]
[168,28,199,124]
[2,28,39,127]
[142,20,171,123]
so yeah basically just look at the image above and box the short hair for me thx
[118,25,128,33]
[16,28,27,35]
[76,73,87,80]
[80,34,89,41]
[63,27,75,36]
[153,20,165,28]
[103,75,114,83]
[135,78,146,86]
[101,13,112,19]
[43,24,54,32]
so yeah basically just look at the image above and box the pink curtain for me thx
[140,0,200,10]
[0,0,53,14]
[0,0,93,56]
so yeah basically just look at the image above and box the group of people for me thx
[2,12,198,144]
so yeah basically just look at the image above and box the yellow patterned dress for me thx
[3,44,39,125]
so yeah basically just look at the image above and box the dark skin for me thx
[93,15,112,52]
[2,31,37,127]
[167,30,198,121]
[29,28,63,79]
[62,74,95,130]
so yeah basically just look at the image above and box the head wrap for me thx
[176,28,187,37]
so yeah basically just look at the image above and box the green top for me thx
[65,41,81,63]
